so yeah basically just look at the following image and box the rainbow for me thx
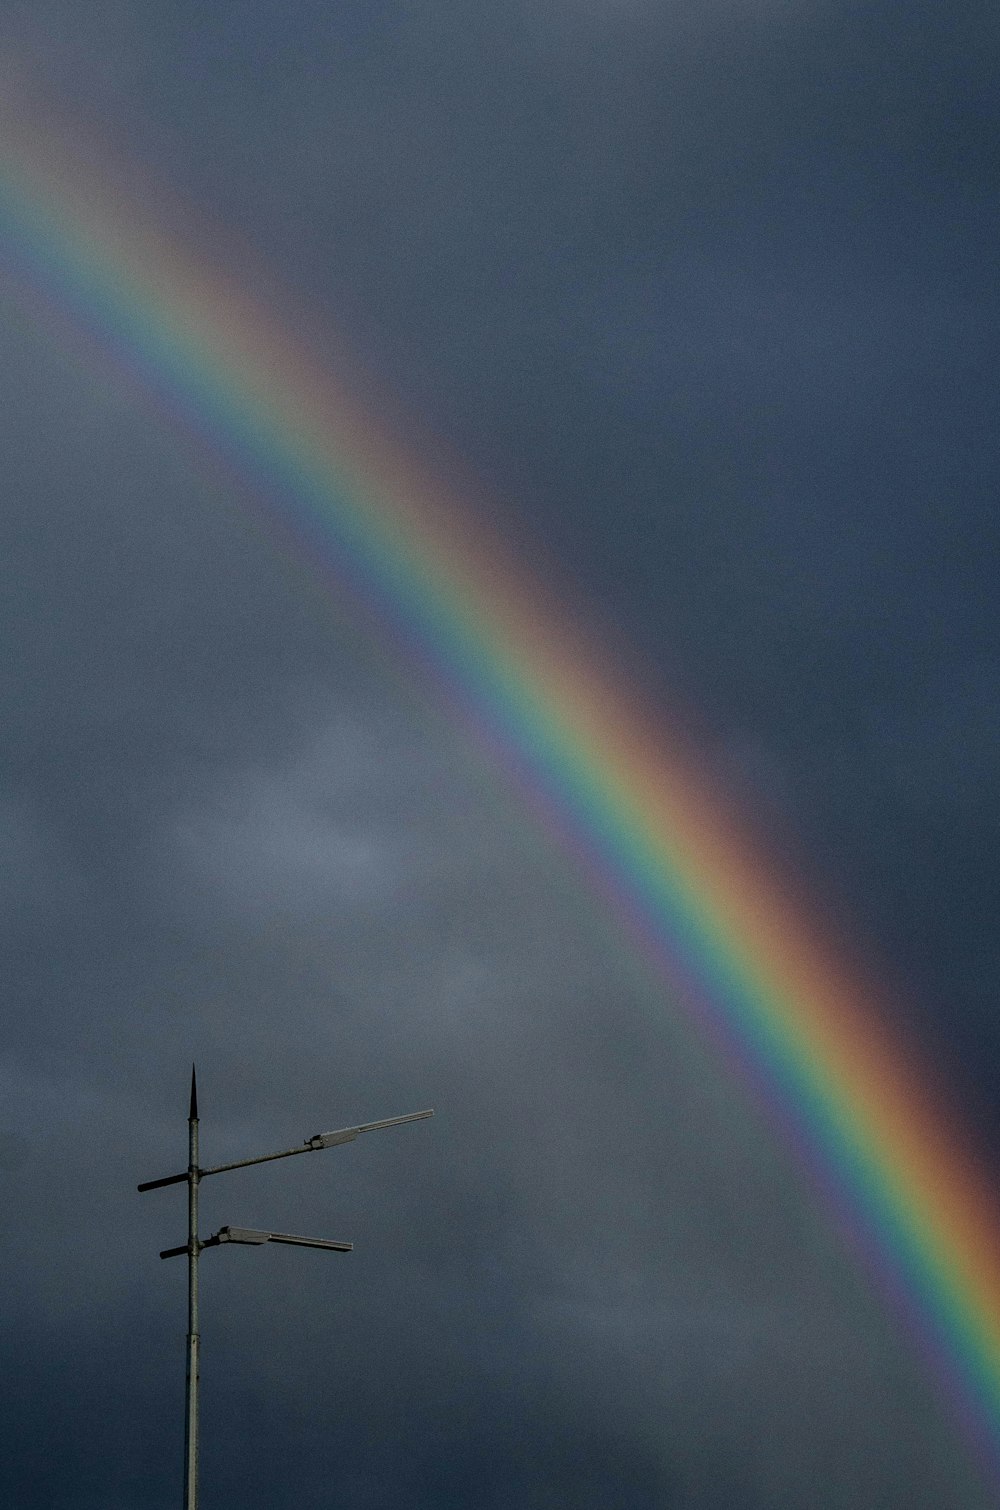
[3,97,1000,1478]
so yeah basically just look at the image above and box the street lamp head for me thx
[307,1127,360,1150]
[306,1108,434,1150]
[205,1225,353,1253]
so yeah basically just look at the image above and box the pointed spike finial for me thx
[189,1064,198,1121]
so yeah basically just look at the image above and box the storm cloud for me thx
[2,2,999,1506]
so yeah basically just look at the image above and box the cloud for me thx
[0,791,91,925]
[165,725,402,922]
[1,2,998,1504]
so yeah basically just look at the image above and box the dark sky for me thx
[2,3,999,1507]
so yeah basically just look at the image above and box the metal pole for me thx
[137,1076,433,1506]
[184,1067,200,1510]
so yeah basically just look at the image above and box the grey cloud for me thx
[1,1,998,1505]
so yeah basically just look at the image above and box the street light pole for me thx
[139,1067,433,1510]
[184,1068,200,1510]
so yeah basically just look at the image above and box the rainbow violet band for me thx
[2,99,1000,1481]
